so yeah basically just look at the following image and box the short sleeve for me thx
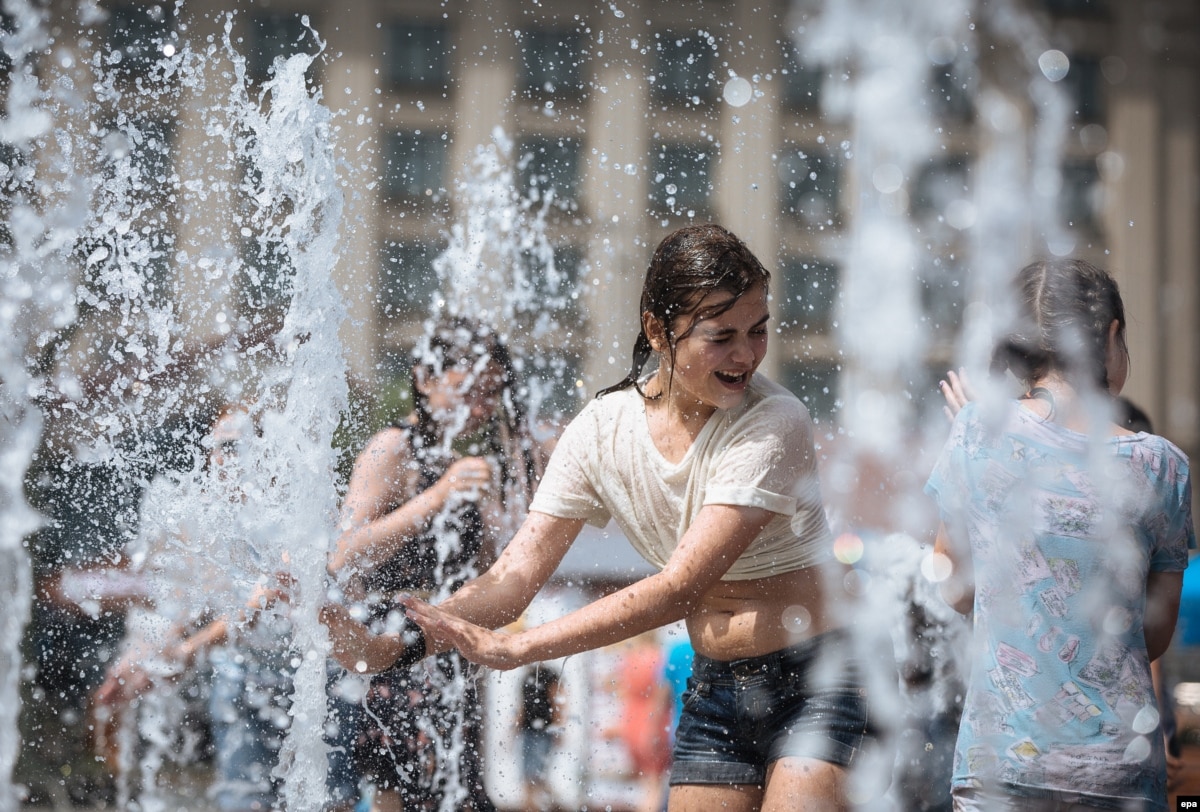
[1147,444,1195,572]
[529,403,612,528]
[703,395,817,516]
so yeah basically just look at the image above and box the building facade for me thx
[27,0,1200,487]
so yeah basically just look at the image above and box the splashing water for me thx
[0,0,1104,808]
[353,131,579,812]
[1,3,349,808]
[1,3,87,810]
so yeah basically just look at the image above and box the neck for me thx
[1023,374,1114,432]
[644,371,714,432]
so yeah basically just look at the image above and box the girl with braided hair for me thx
[928,258,1194,811]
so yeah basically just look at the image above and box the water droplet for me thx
[832,533,864,564]
[723,76,753,107]
[1122,735,1151,763]
[921,552,953,583]
[1038,50,1070,82]
[1131,704,1160,735]
[782,604,811,633]
[872,164,904,194]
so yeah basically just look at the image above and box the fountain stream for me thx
[0,0,1096,809]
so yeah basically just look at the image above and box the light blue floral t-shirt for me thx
[926,401,1194,809]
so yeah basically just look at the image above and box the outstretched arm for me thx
[323,510,584,673]
[404,503,775,670]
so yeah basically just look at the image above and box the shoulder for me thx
[735,375,812,430]
[582,386,640,426]
[355,424,416,466]
[1125,432,1191,481]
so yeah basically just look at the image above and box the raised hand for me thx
[938,368,974,421]
[439,456,493,500]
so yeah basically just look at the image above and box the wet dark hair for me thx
[597,223,770,399]
[989,258,1126,392]
[409,316,537,503]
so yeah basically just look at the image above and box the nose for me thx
[731,335,758,365]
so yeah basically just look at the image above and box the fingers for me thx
[445,457,494,494]
[399,596,473,658]
[938,368,973,420]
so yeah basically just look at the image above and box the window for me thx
[518,136,582,206]
[1061,54,1105,123]
[526,352,583,420]
[378,239,443,318]
[506,245,583,328]
[385,21,448,90]
[783,360,841,423]
[518,244,583,317]
[652,31,716,105]
[650,142,712,216]
[928,62,975,124]
[107,3,177,78]
[778,145,841,227]
[382,130,448,202]
[779,258,839,334]
[520,28,585,97]
[918,257,966,342]
[1060,157,1103,233]
[911,156,971,224]
[247,12,319,84]
[781,43,822,112]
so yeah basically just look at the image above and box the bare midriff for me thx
[685,563,842,661]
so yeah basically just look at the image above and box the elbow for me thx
[646,570,704,625]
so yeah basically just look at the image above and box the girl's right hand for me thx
[439,456,493,500]
[939,368,974,421]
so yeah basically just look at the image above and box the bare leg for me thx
[668,783,761,812]
[761,757,847,812]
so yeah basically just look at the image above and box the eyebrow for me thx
[703,313,770,337]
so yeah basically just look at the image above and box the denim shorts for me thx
[669,629,871,786]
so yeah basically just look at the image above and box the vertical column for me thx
[1103,1,1164,419]
[718,0,782,375]
[1160,28,1199,449]
[321,0,381,383]
[450,0,516,183]
[579,1,650,393]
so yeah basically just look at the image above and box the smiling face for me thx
[646,282,770,418]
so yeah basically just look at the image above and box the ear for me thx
[1104,318,1128,394]
[642,312,669,353]
[1107,318,1123,348]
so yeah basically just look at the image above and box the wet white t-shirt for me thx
[530,375,831,580]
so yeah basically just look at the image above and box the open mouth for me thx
[715,370,749,385]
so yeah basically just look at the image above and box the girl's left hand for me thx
[400,596,523,671]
